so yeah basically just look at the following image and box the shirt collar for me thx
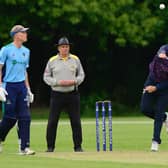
[58,54,71,60]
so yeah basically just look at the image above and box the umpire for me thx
[43,36,85,152]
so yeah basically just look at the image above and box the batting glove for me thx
[27,87,34,103]
[0,87,8,102]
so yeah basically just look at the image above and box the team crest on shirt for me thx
[70,65,76,71]
[12,60,17,65]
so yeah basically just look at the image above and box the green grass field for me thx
[0,117,168,168]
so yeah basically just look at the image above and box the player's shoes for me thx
[0,141,2,153]
[74,147,84,152]
[19,148,35,155]
[151,141,159,152]
[45,148,54,152]
[165,112,168,133]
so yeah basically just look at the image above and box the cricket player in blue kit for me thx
[0,25,35,155]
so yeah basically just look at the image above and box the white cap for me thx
[10,25,29,37]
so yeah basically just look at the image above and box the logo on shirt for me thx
[12,60,26,65]
[70,65,76,73]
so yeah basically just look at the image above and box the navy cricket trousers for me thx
[0,82,31,150]
[140,90,168,144]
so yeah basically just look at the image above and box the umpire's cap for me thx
[10,25,29,37]
[56,37,72,46]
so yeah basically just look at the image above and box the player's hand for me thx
[143,85,157,93]
[27,87,34,103]
[0,87,8,102]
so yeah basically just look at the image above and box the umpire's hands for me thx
[59,80,76,86]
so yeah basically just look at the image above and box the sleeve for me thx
[0,47,7,65]
[144,75,155,87]
[156,81,168,90]
[75,59,85,85]
[43,60,57,86]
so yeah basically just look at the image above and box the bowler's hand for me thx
[143,85,157,93]
[59,80,76,86]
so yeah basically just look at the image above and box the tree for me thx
[0,0,168,106]
[0,0,165,46]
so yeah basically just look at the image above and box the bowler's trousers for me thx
[140,78,168,144]
[46,90,82,150]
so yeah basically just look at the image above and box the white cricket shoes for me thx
[151,141,159,152]
[19,148,35,155]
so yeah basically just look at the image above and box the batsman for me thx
[0,25,35,155]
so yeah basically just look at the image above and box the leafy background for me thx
[0,0,168,115]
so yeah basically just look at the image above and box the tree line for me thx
[0,0,168,107]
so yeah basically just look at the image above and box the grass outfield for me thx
[0,117,168,168]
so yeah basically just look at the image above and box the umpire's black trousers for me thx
[46,90,82,150]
